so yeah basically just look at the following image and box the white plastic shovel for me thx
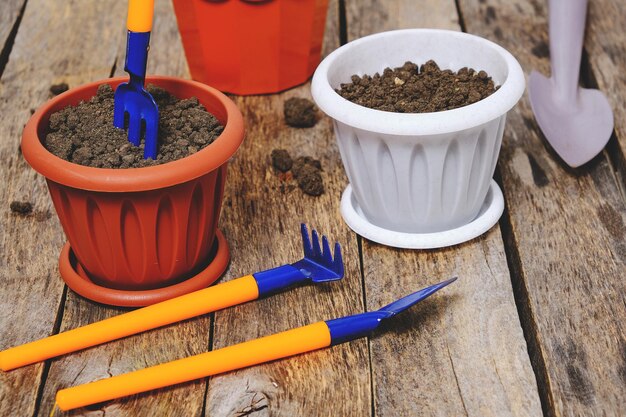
[528,0,613,168]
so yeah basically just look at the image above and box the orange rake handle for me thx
[0,276,258,371]
[1,224,344,372]
[56,322,331,411]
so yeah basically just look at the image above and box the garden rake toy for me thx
[113,0,159,159]
[0,224,343,371]
[54,277,457,411]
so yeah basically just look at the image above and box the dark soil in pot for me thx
[336,60,498,113]
[44,84,224,168]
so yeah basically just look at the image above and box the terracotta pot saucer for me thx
[59,230,230,307]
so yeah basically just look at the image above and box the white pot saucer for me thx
[340,180,504,249]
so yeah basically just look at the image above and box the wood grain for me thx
[458,0,626,416]
[345,1,543,416]
[2,0,623,416]
[204,1,371,416]
[37,1,210,416]
[0,0,125,415]
[345,0,460,37]
[585,0,626,187]
[0,0,26,71]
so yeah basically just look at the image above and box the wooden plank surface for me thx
[458,0,626,416]
[205,1,371,416]
[1,0,624,416]
[585,0,626,185]
[0,0,26,72]
[345,1,543,416]
[37,1,211,416]
[0,0,125,416]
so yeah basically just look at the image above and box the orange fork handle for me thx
[0,276,259,371]
[56,321,332,411]
[127,0,154,32]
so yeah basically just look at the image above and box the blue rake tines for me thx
[293,223,344,282]
[113,30,159,159]
[252,224,344,297]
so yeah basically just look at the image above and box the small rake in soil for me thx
[113,0,159,159]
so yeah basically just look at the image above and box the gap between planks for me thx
[494,169,555,417]
[0,0,27,78]
[31,285,68,417]
[453,3,553,416]
[340,0,375,413]
[578,51,626,203]
[459,0,626,416]
[345,1,542,417]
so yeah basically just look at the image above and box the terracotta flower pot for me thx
[173,0,329,95]
[21,76,244,304]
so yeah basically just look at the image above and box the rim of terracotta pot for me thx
[21,76,245,192]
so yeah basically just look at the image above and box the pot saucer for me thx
[340,180,504,249]
[59,230,230,307]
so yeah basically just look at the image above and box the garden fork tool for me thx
[113,0,159,159]
[55,278,457,411]
[528,0,613,167]
[0,224,343,371]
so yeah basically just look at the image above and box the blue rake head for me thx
[113,31,159,159]
[292,224,344,282]
[252,224,344,297]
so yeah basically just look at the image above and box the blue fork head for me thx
[113,31,159,160]
[293,223,344,282]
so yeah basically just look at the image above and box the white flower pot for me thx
[312,29,524,236]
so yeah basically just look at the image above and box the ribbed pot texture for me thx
[333,117,505,233]
[21,76,245,290]
[173,0,329,95]
[46,167,226,289]
[312,29,525,233]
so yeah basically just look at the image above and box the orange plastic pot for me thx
[173,0,329,95]
[21,76,244,294]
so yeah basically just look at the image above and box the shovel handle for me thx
[548,0,588,104]
[127,0,155,32]
[55,322,331,411]
[0,276,259,371]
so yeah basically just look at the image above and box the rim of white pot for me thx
[312,29,525,135]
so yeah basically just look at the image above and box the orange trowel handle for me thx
[55,322,331,411]
[0,276,259,371]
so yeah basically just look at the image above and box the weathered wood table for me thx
[1,0,625,416]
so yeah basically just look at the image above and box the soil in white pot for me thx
[336,60,498,113]
[44,84,224,168]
